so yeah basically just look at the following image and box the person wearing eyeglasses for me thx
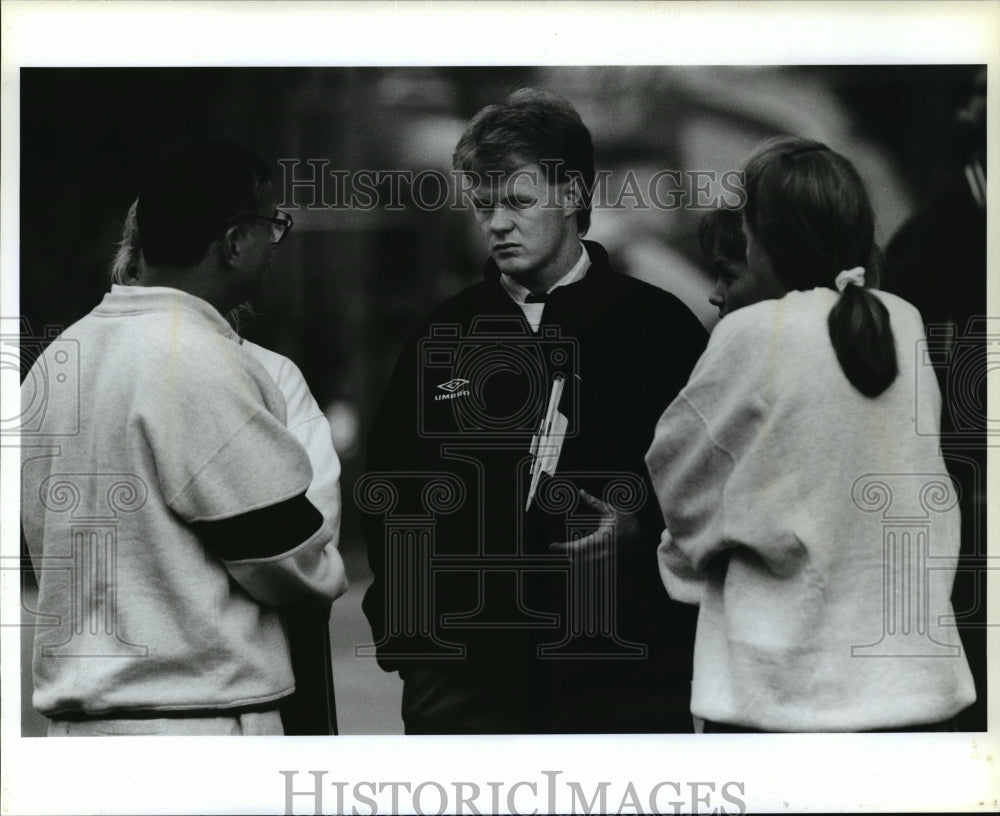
[107,196,343,736]
[21,139,348,736]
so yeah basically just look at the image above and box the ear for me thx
[562,177,583,220]
[220,223,245,266]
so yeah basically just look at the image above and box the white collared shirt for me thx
[500,243,590,332]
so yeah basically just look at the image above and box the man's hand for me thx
[548,488,642,561]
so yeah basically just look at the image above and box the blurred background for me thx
[17,65,987,734]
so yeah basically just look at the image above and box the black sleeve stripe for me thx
[191,492,324,562]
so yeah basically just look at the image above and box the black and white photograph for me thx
[1,2,997,814]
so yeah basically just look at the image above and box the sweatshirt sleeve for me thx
[644,308,771,575]
[645,392,738,572]
[656,529,706,605]
[140,341,346,607]
[270,352,344,540]
[273,355,349,606]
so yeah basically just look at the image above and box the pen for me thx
[526,374,565,511]
[544,375,564,437]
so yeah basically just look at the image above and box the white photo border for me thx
[2,2,997,814]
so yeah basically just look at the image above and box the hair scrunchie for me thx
[835,267,866,292]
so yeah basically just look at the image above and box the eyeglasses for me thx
[237,210,294,244]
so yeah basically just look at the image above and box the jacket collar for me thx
[481,240,627,336]
[96,284,238,340]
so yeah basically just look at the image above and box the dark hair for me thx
[698,207,746,266]
[109,196,256,332]
[453,87,595,234]
[742,136,897,397]
[137,139,272,268]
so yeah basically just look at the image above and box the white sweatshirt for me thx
[21,285,348,718]
[645,287,976,731]
[241,339,343,537]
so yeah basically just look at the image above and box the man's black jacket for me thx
[360,241,708,733]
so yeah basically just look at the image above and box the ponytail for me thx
[827,272,898,397]
[743,137,899,398]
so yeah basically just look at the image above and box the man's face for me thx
[470,162,578,289]
[235,186,279,298]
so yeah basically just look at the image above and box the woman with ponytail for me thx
[645,138,975,732]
